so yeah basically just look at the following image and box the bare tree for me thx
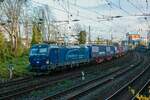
[72,23,82,34]
[22,13,30,48]
[42,5,59,43]
[0,0,27,56]
[21,4,33,48]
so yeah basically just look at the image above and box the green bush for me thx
[31,24,42,45]
[0,32,31,79]
[0,32,6,62]
[0,56,30,79]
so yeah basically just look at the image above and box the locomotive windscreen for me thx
[30,47,48,56]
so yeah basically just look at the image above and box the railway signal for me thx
[7,64,14,79]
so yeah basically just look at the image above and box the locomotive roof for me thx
[31,44,59,48]
[31,43,90,48]
[31,44,49,47]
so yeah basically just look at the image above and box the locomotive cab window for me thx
[30,47,48,56]
[30,48,38,56]
[39,48,48,54]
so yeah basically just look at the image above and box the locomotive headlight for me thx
[46,60,49,64]
[36,61,39,64]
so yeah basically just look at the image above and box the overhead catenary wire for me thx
[32,0,131,23]
[119,0,121,8]
[68,1,105,17]
[32,0,99,22]
[56,0,71,23]
[146,0,149,13]
[33,0,144,32]
[136,0,146,13]
[105,0,132,16]
[127,0,145,15]
[144,17,150,28]
[107,1,113,41]
[29,0,150,39]
[54,2,102,22]
[56,0,109,22]
[52,0,101,22]
[64,1,122,22]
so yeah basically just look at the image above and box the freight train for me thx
[29,44,128,72]
[135,45,148,52]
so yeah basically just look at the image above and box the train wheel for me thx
[106,57,112,61]
[96,58,103,64]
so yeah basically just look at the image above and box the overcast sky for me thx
[33,0,150,41]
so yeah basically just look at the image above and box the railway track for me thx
[0,76,33,88]
[0,52,137,99]
[132,80,150,100]
[0,71,82,99]
[105,55,150,100]
[42,53,143,100]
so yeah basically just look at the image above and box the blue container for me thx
[87,45,92,59]
[91,45,107,58]
[91,45,112,63]
[109,46,116,56]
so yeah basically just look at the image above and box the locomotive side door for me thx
[50,48,59,65]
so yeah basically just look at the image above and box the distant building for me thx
[121,40,128,46]
[126,33,141,48]
[147,31,150,44]
[140,37,147,46]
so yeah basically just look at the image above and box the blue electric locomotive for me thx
[29,44,90,71]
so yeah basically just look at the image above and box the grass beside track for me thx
[0,55,30,79]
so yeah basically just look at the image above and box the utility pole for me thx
[111,33,113,44]
[25,18,29,48]
[88,25,91,44]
